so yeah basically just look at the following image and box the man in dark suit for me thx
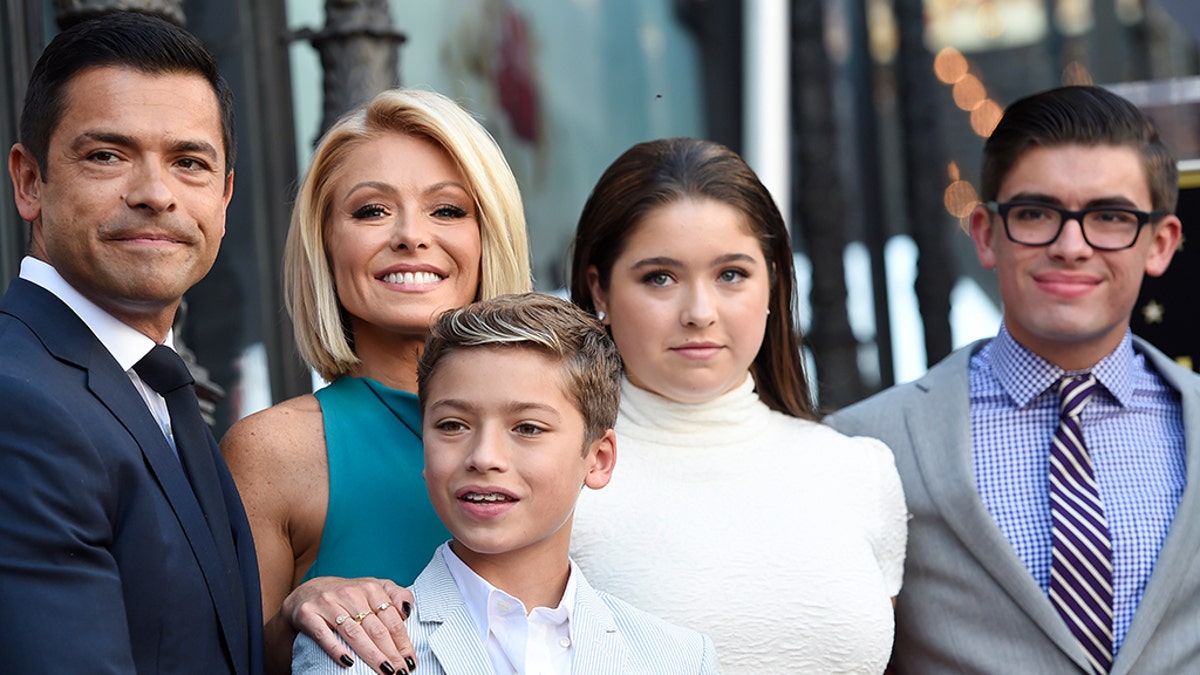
[0,12,263,672]
[829,86,1200,674]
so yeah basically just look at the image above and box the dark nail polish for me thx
[405,655,416,670]
[401,601,412,618]
[381,662,396,675]
[340,654,354,667]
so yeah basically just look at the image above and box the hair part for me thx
[417,293,622,449]
[981,85,1178,212]
[285,88,533,381]
[569,137,815,420]
[19,11,236,180]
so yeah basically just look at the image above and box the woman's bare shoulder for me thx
[222,394,326,470]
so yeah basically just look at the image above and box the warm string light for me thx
[935,46,1002,137]
[943,161,980,230]
[933,46,999,221]
[923,3,1101,221]
[976,1,1006,39]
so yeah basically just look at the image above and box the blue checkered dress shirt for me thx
[971,325,1185,654]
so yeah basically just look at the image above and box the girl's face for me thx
[588,198,771,404]
[325,132,482,341]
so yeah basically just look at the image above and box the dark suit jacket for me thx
[827,337,1200,675]
[0,278,264,673]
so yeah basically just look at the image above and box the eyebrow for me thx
[425,180,471,197]
[428,398,563,419]
[629,252,761,269]
[171,139,220,160]
[1005,191,1141,209]
[71,131,219,160]
[343,181,396,204]
[342,180,473,205]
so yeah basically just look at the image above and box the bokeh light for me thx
[953,74,988,110]
[934,47,969,84]
[944,179,979,219]
[971,99,1004,137]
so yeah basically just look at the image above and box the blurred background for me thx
[3,0,1198,437]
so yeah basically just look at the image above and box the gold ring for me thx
[335,614,350,626]
[352,611,371,623]
[375,602,391,613]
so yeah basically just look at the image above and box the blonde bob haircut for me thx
[285,88,533,382]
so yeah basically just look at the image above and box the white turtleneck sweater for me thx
[570,376,907,674]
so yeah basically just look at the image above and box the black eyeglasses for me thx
[984,200,1168,251]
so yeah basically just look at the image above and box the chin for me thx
[456,537,516,557]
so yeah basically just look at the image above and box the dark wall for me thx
[1131,177,1200,371]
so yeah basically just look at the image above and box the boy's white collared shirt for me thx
[441,543,578,675]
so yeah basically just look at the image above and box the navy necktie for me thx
[1048,374,1113,674]
[134,346,246,615]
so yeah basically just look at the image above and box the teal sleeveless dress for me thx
[302,376,449,585]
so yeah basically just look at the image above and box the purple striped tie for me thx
[1049,374,1112,674]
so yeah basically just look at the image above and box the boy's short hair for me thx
[981,85,1179,212]
[418,293,622,447]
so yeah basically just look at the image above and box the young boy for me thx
[293,293,719,674]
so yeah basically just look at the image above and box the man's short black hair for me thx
[19,11,236,179]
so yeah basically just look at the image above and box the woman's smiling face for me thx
[325,132,482,341]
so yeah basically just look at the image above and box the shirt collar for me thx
[19,256,168,370]
[440,542,578,644]
[987,321,1136,408]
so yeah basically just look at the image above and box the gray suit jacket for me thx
[826,337,1200,675]
[292,550,720,674]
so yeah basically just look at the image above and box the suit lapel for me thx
[1111,341,1200,674]
[5,281,248,674]
[416,554,496,675]
[570,574,628,672]
[907,345,1091,672]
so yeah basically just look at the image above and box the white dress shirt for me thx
[20,256,179,451]
[440,543,577,675]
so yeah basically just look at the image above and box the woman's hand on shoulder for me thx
[282,575,417,675]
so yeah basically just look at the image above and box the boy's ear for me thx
[969,203,999,270]
[583,429,616,490]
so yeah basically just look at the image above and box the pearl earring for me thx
[597,310,607,322]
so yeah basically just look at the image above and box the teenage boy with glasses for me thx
[829,85,1200,675]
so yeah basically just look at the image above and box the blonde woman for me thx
[223,88,531,674]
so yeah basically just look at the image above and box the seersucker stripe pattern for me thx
[1048,374,1113,674]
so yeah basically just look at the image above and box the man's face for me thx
[970,144,1180,369]
[9,65,232,339]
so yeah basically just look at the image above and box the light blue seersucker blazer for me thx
[826,336,1200,675]
[292,550,720,674]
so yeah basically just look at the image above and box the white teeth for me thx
[383,271,442,285]
[463,492,512,503]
